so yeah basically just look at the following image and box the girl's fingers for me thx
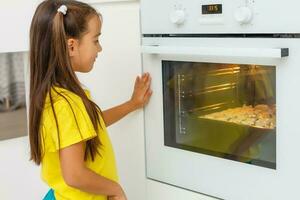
[141,74,147,83]
[142,72,150,83]
[142,78,151,92]
[135,76,139,85]
[144,74,151,86]
[146,76,151,89]
[144,87,152,98]
[134,73,151,95]
[134,76,139,89]
[143,89,152,105]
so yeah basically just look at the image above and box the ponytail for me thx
[52,12,69,77]
[29,0,102,165]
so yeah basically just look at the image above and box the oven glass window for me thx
[163,61,276,169]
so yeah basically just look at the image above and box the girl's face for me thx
[68,15,102,73]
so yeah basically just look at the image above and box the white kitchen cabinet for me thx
[0,0,38,53]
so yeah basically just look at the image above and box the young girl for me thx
[28,0,152,200]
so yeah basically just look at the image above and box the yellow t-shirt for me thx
[40,87,118,200]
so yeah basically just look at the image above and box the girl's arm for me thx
[59,141,126,199]
[102,73,152,127]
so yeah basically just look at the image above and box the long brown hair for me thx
[29,0,102,165]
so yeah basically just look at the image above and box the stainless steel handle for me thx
[141,45,289,58]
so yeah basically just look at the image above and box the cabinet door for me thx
[0,0,38,53]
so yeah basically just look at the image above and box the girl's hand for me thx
[108,187,127,200]
[108,195,127,200]
[107,185,127,200]
[129,72,152,110]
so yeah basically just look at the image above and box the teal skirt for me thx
[43,189,55,200]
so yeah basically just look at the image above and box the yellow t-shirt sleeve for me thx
[43,93,97,152]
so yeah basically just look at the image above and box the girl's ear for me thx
[67,38,78,57]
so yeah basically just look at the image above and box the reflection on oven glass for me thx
[163,61,276,169]
[0,52,28,141]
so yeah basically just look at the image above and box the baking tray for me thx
[175,114,276,165]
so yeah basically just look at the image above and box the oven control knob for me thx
[170,10,186,25]
[234,7,253,24]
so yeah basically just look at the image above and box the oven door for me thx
[142,37,299,200]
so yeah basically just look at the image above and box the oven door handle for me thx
[141,45,289,58]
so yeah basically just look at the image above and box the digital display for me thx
[202,4,222,14]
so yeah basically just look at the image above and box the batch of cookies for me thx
[200,104,276,129]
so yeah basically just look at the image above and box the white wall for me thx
[0,0,37,53]
[0,137,48,199]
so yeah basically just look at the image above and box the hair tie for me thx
[57,5,67,15]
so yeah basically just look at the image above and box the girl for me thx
[28,0,152,200]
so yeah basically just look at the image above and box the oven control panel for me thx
[141,0,300,34]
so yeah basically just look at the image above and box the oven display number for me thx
[202,4,222,14]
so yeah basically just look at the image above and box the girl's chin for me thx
[75,66,94,73]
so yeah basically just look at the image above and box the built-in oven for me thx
[141,0,300,200]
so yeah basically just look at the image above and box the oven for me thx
[141,0,300,200]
